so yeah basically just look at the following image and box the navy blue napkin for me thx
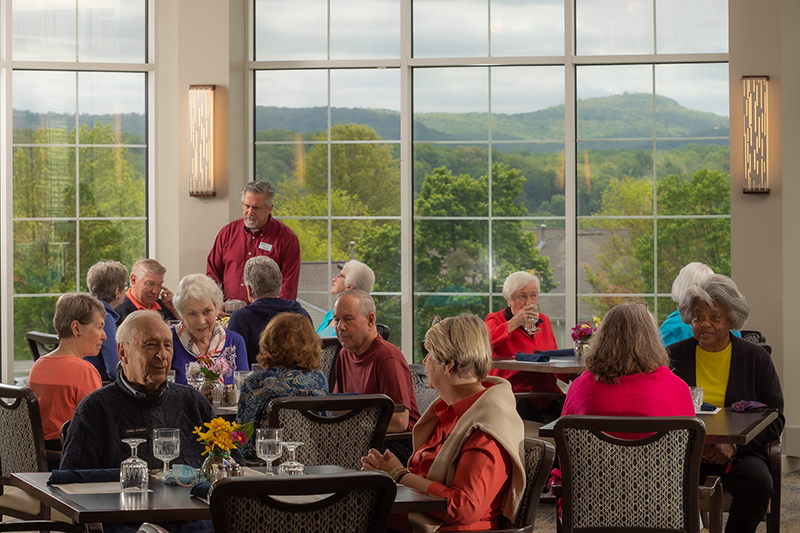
[515,352,550,362]
[47,469,120,485]
[191,482,212,500]
[700,402,716,412]
[540,348,576,358]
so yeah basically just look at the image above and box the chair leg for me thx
[708,483,723,533]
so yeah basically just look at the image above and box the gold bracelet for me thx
[395,469,410,483]
[387,466,405,480]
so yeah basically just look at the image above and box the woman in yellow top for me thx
[666,274,783,533]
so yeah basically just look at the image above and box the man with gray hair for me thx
[115,258,179,326]
[207,181,301,301]
[227,256,312,366]
[317,259,375,337]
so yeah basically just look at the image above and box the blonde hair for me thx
[424,314,492,380]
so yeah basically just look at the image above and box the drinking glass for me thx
[153,428,180,477]
[234,371,251,394]
[166,370,176,383]
[523,304,540,335]
[690,386,704,411]
[120,438,149,492]
[255,428,284,475]
[278,442,304,475]
[185,363,203,389]
[251,363,263,373]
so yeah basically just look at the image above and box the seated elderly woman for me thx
[668,274,784,533]
[84,260,128,380]
[170,273,248,385]
[362,314,525,532]
[28,293,104,454]
[485,271,566,421]
[317,259,375,337]
[236,312,328,459]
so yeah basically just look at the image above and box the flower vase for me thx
[201,451,233,482]
[574,340,590,361]
[200,378,223,403]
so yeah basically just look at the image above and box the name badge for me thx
[258,242,273,252]
[124,426,149,438]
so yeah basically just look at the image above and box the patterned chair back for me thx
[503,438,556,530]
[25,331,59,362]
[410,371,439,415]
[210,471,396,533]
[0,385,47,482]
[268,394,394,471]
[554,416,706,533]
[319,337,341,393]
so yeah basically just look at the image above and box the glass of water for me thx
[255,427,283,476]
[153,428,180,477]
[278,442,305,476]
[120,438,149,492]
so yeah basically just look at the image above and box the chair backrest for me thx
[409,367,439,415]
[25,331,60,361]
[376,323,390,341]
[319,337,341,393]
[505,438,556,530]
[268,394,394,470]
[741,329,766,344]
[0,385,48,484]
[554,415,706,533]
[209,471,397,533]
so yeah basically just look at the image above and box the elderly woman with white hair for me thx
[485,271,565,420]
[668,274,784,533]
[170,273,248,385]
[362,314,525,532]
[317,259,375,337]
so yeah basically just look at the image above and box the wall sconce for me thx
[189,85,216,197]
[742,76,769,195]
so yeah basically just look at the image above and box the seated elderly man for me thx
[333,289,419,464]
[317,259,374,337]
[116,258,180,326]
[227,256,312,366]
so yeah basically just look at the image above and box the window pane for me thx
[414,219,490,293]
[576,65,653,140]
[331,69,401,140]
[414,68,489,141]
[78,0,146,63]
[657,218,730,294]
[414,295,490,361]
[492,220,558,296]
[536,293,567,349]
[576,142,654,217]
[493,144,566,216]
[332,219,384,262]
[656,140,730,186]
[578,295,655,326]
[13,147,75,219]
[575,0,654,55]
[331,143,400,216]
[79,147,146,217]
[13,0,77,61]
[14,221,77,295]
[78,72,146,144]
[657,160,730,217]
[413,145,489,215]
[330,0,400,59]
[266,144,327,216]
[79,220,146,291]
[354,220,402,293]
[255,70,329,141]
[14,71,77,144]
[14,296,59,360]
[656,0,727,54]
[578,219,654,294]
[490,0,564,56]
[491,66,565,141]
[373,295,402,350]
[255,0,327,61]
[655,64,729,138]
[283,219,329,262]
[413,0,488,58]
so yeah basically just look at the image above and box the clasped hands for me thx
[702,443,735,465]
[361,448,402,475]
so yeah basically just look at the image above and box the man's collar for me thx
[117,367,167,398]
[126,287,162,311]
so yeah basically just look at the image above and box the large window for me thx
[251,0,730,360]
[6,0,148,371]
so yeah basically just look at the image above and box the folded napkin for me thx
[732,400,768,412]
[48,469,120,485]
[162,464,200,486]
[515,352,550,362]
[190,482,212,500]
[540,348,577,358]
[700,402,717,412]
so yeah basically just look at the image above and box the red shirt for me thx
[125,287,162,312]
[207,217,300,301]
[485,308,564,396]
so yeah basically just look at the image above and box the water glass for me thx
[153,428,180,477]
[523,304,540,335]
[256,428,283,475]
[185,363,203,389]
[166,370,176,383]
[278,442,304,476]
[120,438,149,492]
[251,364,263,373]
[690,386,704,411]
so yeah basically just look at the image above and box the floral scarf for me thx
[175,321,228,361]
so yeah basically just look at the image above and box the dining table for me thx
[11,465,447,530]
[492,355,587,374]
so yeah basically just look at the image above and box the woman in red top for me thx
[485,271,566,420]
[362,314,526,532]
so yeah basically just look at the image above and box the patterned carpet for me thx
[532,470,800,532]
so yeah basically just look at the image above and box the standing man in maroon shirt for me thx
[207,181,300,301]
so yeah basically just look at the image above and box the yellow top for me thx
[695,343,732,407]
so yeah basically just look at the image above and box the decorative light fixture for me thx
[742,76,769,194]
[189,85,216,197]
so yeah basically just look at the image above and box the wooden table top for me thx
[12,465,447,526]
[492,356,586,374]
[537,408,779,445]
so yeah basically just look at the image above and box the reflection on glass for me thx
[78,72,146,143]
[79,147,146,217]
[413,0,488,58]
[657,218,730,295]
[13,0,77,61]
[655,64,729,137]
[13,221,77,295]
[78,0,146,63]
[656,0,727,54]
[331,143,400,216]
[330,0,400,59]
[576,65,653,140]
[413,144,490,203]
[413,296,490,362]
[13,72,77,144]
[576,142,654,217]
[13,296,59,359]
[414,219,489,293]
[491,144,565,215]
[79,220,146,291]
[330,69,401,140]
[575,0,654,55]
[414,68,489,141]
[491,66,565,141]
[254,70,328,140]
[490,0,564,57]
[577,219,653,295]
[12,146,75,219]
[257,144,323,209]
[255,0,327,61]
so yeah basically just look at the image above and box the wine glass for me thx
[278,442,304,476]
[120,438,149,492]
[255,428,283,475]
[523,304,540,335]
[153,428,180,478]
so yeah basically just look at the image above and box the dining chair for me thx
[209,470,396,533]
[0,520,83,533]
[408,363,439,415]
[0,384,53,521]
[25,331,60,362]
[552,415,723,533]
[319,336,341,393]
[268,394,394,471]
[376,323,390,341]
